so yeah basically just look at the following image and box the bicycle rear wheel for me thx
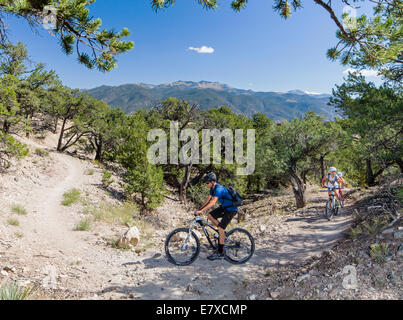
[165,228,200,266]
[224,228,255,264]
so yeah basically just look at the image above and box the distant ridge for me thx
[84,81,335,121]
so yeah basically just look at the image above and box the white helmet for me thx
[337,172,343,177]
[329,167,337,172]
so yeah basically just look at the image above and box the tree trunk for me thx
[301,171,307,185]
[290,171,306,208]
[53,117,58,134]
[95,137,103,161]
[396,158,403,173]
[366,159,376,186]
[179,163,192,203]
[57,119,67,152]
[140,193,146,213]
[3,120,10,134]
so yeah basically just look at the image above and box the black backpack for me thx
[223,186,243,208]
[212,184,243,208]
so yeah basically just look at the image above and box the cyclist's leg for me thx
[207,207,224,228]
[334,188,340,201]
[327,188,332,208]
[218,211,236,244]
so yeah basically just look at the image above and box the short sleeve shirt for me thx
[209,183,238,212]
[327,173,340,188]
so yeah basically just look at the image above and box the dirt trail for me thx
[0,135,354,300]
[6,136,86,255]
[115,195,354,300]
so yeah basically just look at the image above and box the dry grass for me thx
[11,204,27,215]
[84,201,156,247]
[7,218,19,226]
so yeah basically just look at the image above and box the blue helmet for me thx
[202,172,217,183]
[337,172,343,177]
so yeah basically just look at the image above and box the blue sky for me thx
[5,0,379,93]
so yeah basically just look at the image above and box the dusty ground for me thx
[1,131,392,300]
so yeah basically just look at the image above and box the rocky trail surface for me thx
[0,133,356,300]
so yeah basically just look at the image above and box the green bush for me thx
[85,168,95,175]
[370,243,389,263]
[101,169,113,187]
[349,225,362,239]
[74,218,91,231]
[0,132,29,169]
[188,183,210,207]
[61,189,81,206]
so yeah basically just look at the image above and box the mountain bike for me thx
[165,215,255,266]
[324,187,339,220]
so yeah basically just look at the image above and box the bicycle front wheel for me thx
[325,202,334,220]
[224,228,255,264]
[165,228,200,266]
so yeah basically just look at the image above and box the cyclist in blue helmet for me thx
[194,172,238,261]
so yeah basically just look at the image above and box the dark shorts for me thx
[209,206,237,229]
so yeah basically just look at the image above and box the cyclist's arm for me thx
[321,176,327,188]
[198,196,218,214]
[198,195,212,211]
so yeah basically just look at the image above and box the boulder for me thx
[117,227,140,248]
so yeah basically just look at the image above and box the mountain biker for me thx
[321,167,342,209]
[337,172,345,202]
[194,172,238,261]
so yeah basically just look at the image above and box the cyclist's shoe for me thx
[207,252,225,260]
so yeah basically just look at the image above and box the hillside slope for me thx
[2,132,399,300]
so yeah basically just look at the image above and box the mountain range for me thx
[84,81,335,121]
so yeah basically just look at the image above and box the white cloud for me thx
[188,46,214,54]
[343,68,379,77]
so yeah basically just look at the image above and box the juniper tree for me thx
[329,73,403,185]
[117,113,165,212]
[258,112,337,208]
[0,82,28,168]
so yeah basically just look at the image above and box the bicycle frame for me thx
[189,217,219,249]
[327,188,336,205]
